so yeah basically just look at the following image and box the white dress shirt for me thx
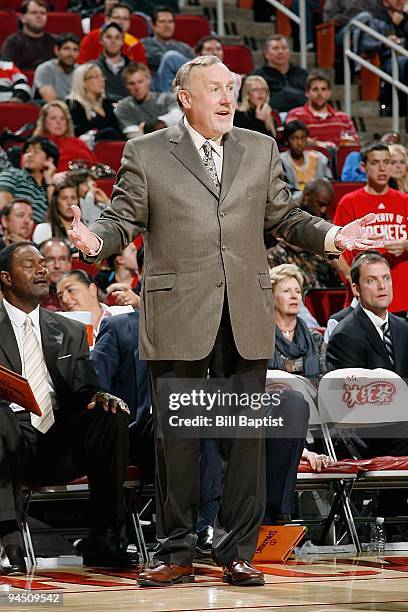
[3,299,56,412]
[362,307,389,340]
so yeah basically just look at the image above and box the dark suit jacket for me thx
[326,304,408,377]
[91,311,151,428]
[0,301,100,420]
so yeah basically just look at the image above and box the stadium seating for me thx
[0,10,18,48]
[46,12,83,39]
[96,177,115,198]
[21,465,149,567]
[304,288,347,325]
[90,13,149,39]
[336,146,361,177]
[174,15,211,48]
[223,45,254,75]
[94,141,125,172]
[0,102,40,133]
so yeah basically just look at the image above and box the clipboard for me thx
[253,525,307,563]
[0,364,42,416]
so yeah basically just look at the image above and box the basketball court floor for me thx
[1,554,408,611]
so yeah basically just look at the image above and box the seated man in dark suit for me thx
[326,250,408,461]
[0,242,130,574]
[91,310,154,478]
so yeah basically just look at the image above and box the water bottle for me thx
[369,517,385,554]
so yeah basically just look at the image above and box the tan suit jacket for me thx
[88,122,333,361]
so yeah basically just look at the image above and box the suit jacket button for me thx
[221,244,227,251]
[217,281,224,287]
[219,211,225,217]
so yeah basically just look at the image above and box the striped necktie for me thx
[202,141,221,194]
[22,316,55,433]
[381,320,395,368]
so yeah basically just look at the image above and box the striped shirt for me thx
[0,60,31,102]
[0,168,48,222]
[286,103,360,148]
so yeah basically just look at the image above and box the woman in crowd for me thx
[33,100,98,172]
[280,120,332,198]
[66,63,121,141]
[389,144,408,193]
[56,269,119,341]
[264,263,330,522]
[233,75,283,143]
[95,242,140,307]
[32,182,79,248]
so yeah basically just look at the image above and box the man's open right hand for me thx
[68,205,101,256]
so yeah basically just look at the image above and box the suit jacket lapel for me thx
[219,129,245,204]
[355,306,392,367]
[0,302,22,373]
[39,309,65,384]
[169,123,220,199]
[389,314,403,374]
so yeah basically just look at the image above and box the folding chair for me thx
[319,368,408,544]
[266,370,360,550]
[21,465,149,568]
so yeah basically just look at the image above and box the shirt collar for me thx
[3,298,40,329]
[183,117,223,157]
[362,306,388,330]
[305,102,336,117]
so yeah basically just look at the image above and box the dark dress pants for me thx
[0,406,129,531]
[149,300,268,565]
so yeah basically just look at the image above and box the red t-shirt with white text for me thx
[333,187,408,312]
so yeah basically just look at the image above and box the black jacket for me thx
[250,63,307,112]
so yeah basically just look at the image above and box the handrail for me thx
[265,0,308,69]
[343,19,408,133]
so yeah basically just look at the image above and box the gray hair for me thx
[173,55,223,109]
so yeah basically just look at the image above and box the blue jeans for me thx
[152,50,189,92]
[291,0,320,43]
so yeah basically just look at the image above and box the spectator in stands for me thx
[250,35,307,114]
[0,241,131,571]
[1,0,56,71]
[195,36,242,102]
[323,0,378,46]
[286,72,360,149]
[0,60,31,102]
[32,182,78,248]
[269,263,326,377]
[39,238,72,311]
[280,121,332,198]
[95,242,138,294]
[359,0,408,86]
[0,200,34,250]
[66,167,109,225]
[78,1,147,65]
[326,252,408,455]
[341,133,401,182]
[33,33,80,102]
[107,242,144,308]
[141,6,195,92]
[33,101,98,172]
[57,269,119,339]
[0,147,11,171]
[0,136,58,223]
[233,75,283,143]
[115,62,181,139]
[67,63,122,140]
[91,311,153,474]
[95,22,130,102]
[301,177,333,220]
[389,144,408,193]
[334,142,408,317]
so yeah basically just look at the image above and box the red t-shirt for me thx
[334,187,408,312]
[78,29,146,65]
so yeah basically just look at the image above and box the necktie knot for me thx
[24,316,33,331]
[201,141,220,193]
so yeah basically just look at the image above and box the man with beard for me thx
[33,33,80,102]
[1,0,56,71]
[286,72,360,149]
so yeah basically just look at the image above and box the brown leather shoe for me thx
[137,562,195,587]
[223,560,265,586]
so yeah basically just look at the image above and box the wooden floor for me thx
[2,554,408,611]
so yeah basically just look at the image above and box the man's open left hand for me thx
[334,213,385,251]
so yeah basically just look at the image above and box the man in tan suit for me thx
[69,56,381,587]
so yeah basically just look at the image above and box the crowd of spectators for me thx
[0,0,408,570]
